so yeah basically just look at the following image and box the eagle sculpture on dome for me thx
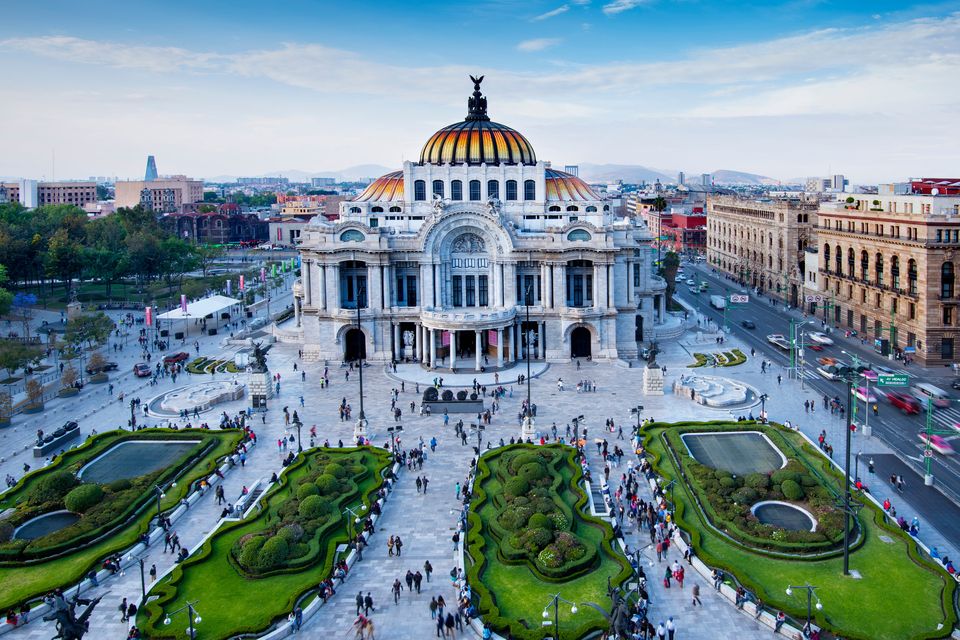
[467,75,488,119]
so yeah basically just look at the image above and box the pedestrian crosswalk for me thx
[930,405,960,432]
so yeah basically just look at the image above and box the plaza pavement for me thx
[1,307,955,639]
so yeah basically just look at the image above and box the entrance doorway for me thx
[344,328,366,362]
[571,326,591,358]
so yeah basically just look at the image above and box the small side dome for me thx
[355,171,403,202]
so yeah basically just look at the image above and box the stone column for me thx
[554,264,566,309]
[421,325,429,364]
[393,322,400,362]
[659,293,666,320]
[490,262,498,309]
[475,330,482,371]
[593,263,602,309]
[367,264,383,310]
[537,322,545,359]
[626,259,633,304]
[294,297,301,326]
[328,263,339,309]
[546,264,554,308]
[304,260,312,306]
[449,331,457,370]
[422,262,434,309]
[429,328,436,368]
[496,328,504,368]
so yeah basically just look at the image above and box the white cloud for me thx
[533,5,569,20]
[602,0,648,15]
[516,38,562,52]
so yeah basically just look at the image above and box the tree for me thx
[661,251,681,305]
[0,391,11,422]
[60,364,78,389]
[0,341,42,378]
[12,293,37,339]
[25,378,44,407]
[194,244,226,278]
[160,237,199,289]
[65,312,114,349]
[0,265,14,317]
[87,351,106,373]
[45,228,85,299]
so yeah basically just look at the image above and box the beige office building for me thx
[706,195,817,306]
[816,187,960,364]
[0,181,97,207]
[115,176,203,211]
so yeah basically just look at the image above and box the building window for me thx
[478,275,488,307]
[371,206,383,213]
[452,276,462,307]
[505,180,518,201]
[451,180,463,201]
[909,303,916,320]
[465,276,475,306]
[875,253,883,285]
[633,264,641,287]
[943,338,954,360]
[908,259,918,295]
[369,218,379,228]
[860,250,869,281]
[942,262,955,298]
[432,180,444,198]
[469,180,481,201]
[524,180,536,201]
[890,255,900,290]
[487,180,499,200]
[944,307,953,326]
[414,180,426,201]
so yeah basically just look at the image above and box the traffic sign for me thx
[729,294,750,304]
[877,374,909,387]
[924,449,934,458]
[805,294,824,303]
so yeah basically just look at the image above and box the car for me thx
[133,362,152,378]
[854,387,878,403]
[740,320,756,329]
[920,433,953,455]
[816,365,846,381]
[85,361,119,375]
[163,351,190,365]
[952,379,960,391]
[639,347,651,360]
[887,392,922,415]
[807,344,824,352]
[807,331,834,345]
[817,356,838,366]
[699,282,709,292]
[686,279,696,286]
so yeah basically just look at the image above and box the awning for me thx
[157,295,242,321]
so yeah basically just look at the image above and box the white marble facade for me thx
[296,79,666,367]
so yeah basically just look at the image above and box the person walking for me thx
[452,532,460,550]
[691,582,701,607]
[395,535,404,557]
[356,591,364,616]
[392,578,403,604]
[430,597,439,619]
[405,570,415,593]
[149,564,157,582]
[388,535,395,557]
[666,616,677,640]
[363,592,374,616]
[119,597,129,622]
[413,570,423,593]
[424,560,433,582]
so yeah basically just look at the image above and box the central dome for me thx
[419,76,536,166]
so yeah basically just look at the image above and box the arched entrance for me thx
[344,328,366,362]
[571,326,591,359]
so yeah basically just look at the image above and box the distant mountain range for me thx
[576,163,778,186]
[206,164,395,184]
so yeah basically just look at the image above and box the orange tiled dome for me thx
[355,170,404,202]
[545,169,599,201]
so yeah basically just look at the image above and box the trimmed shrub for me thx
[719,476,737,489]
[744,473,770,490]
[314,474,339,495]
[503,477,529,499]
[324,463,346,478]
[106,478,132,492]
[441,389,454,401]
[799,474,818,487]
[298,495,328,519]
[771,469,802,485]
[731,487,759,504]
[518,462,547,482]
[456,390,467,401]
[0,521,13,543]
[781,479,804,501]
[238,536,265,568]
[296,483,319,500]
[423,387,439,401]
[64,484,105,513]
[257,536,290,569]
[278,523,304,543]
[528,513,552,530]
[29,470,79,506]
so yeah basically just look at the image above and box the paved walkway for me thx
[390,361,549,386]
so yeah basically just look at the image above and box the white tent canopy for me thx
[157,295,242,321]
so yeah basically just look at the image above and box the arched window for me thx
[340,230,365,242]
[908,259,918,295]
[349,206,361,214]
[823,244,831,271]
[371,206,383,213]
[585,206,597,212]
[847,248,855,277]
[860,250,869,281]
[566,205,579,212]
[603,205,610,211]
[523,179,536,201]
[469,180,481,201]
[432,180,444,198]
[891,255,900,290]
[414,180,426,201]
[451,180,463,201]
[487,180,499,199]
[505,180,518,201]
[875,253,884,284]
[548,205,561,212]
[834,245,842,275]
[942,262,954,298]
[567,229,591,241]
[389,206,401,213]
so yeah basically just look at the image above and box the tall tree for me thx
[45,228,85,300]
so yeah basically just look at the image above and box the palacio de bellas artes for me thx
[295,77,668,368]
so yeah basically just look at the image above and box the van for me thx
[910,383,951,409]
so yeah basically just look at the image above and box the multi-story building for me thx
[0,180,97,208]
[115,176,203,211]
[706,195,817,306]
[295,78,666,365]
[815,184,960,364]
[661,209,707,256]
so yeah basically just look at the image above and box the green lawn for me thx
[646,421,957,640]
[0,429,243,612]
[137,446,392,640]
[467,444,632,640]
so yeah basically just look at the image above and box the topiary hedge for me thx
[63,484,104,513]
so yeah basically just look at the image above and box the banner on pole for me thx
[239,275,245,291]
[145,306,152,326]
[180,295,188,314]
[226,279,232,295]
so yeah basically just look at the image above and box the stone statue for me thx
[486,197,501,216]
[452,233,486,254]
[467,75,487,117]
[402,330,414,348]
[252,341,269,372]
[581,577,633,639]
[43,594,102,640]
[432,194,446,215]
[646,341,660,368]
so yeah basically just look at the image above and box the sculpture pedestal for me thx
[246,369,273,409]
[643,366,664,396]
[354,417,369,443]
[520,414,536,442]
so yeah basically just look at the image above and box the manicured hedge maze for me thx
[0,429,244,612]
[467,444,630,640]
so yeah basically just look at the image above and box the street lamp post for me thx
[354,283,367,443]
[343,504,367,544]
[785,585,822,634]
[294,416,303,453]
[571,415,584,446]
[758,394,768,423]
[164,601,201,640]
[630,405,644,436]
[841,365,855,575]
[125,555,147,598]
[542,593,578,640]
[153,485,165,523]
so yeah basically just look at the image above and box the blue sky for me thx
[1,0,958,182]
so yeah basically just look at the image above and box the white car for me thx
[816,364,847,381]
[807,331,834,346]
[686,279,696,286]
